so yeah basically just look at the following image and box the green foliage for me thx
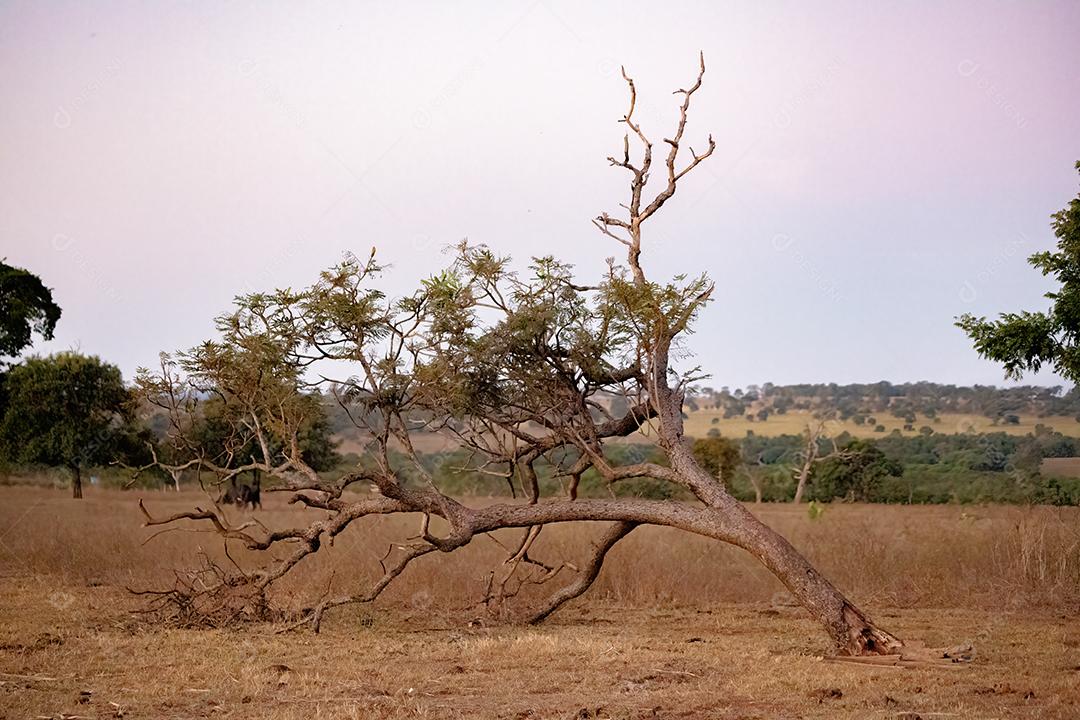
[691,436,741,490]
[958,161,1080,382]
[0,353,144,494]
[188,393,340,474]
[735,429,1080,505]
[733,463,797,502]
[807,440,903,502]
[0,261,62,359]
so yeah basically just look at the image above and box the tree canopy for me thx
[809,439,903,503]
[958,161,1080,382]
[0,352,140,497]
[0,260,62,359]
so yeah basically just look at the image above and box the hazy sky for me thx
[2,1,1079,388]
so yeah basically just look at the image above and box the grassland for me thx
[680,408,1080,440]
[1,485,1078,718]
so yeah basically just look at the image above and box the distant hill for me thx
[682,408,1080,440]
[317,382,1080,451]
[683,382,1080,437]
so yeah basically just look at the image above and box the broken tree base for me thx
[826,641,975,669]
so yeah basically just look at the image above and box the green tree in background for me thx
[958,162,1080,382]
[0,353,135,497]
[0,261,62,360]
[691,436,741,490]
[191,393,341,475]
[809,439,903,502]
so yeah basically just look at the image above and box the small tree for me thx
[791,422,856,504]
[0,261,62,427]
[958,162,1080,380]
[191,394,341,473]
[133,58,912,656]
[691,435,740,489]
[0,353,134,497]
[810,440,903,503]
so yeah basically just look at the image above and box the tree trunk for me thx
[720,500,901,654]
[793,467,810,504]
[793,435,817,504]
[668,446,901,655]
[71,466,83,499]
[749,474,763,504]
[472,489,903,656]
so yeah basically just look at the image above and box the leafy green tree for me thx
[0,353,134,497]
[191,393,341,475]
[295,396,342,472]
[691,436,741,489]
[958,162,1080,381]
[0,261,62,360]
[809,440,903,502]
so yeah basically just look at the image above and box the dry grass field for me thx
[680,409,1080,440]
[1042,457,1080,478]
[1,484,1079,718]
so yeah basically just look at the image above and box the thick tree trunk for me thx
[720,499,901,654]
[71,466,83,499]
[668,445,901,655]
[472,493,903,656]
[643,384,896,652]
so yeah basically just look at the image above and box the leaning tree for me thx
[134,57,917,656]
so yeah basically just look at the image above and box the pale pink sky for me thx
[2,1,1079,387]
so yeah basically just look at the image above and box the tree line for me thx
[688,382,1080,424]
